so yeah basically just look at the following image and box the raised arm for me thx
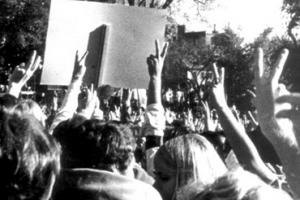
[209,64,277,183]
[143,40,168,139]
[143,40,169,176]
[146,40,168,106]
[8,50,41,98]
[254,48,300,197]
[49,51,87,134]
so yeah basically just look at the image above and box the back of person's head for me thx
[153,134,227,200]
[193,168,292,200]
[53,117,98,169]
[90,121,136,173]
[0,93,18,110]
[0,109,61,200]
[13,99,47,127]
[55,119,136,174]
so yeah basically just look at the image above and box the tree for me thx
[210,28,254,112]
[282,0,300,46]
[0,0,50,67]
[163,27,257,112]
[163,28,211,88]
[0,0,51,87]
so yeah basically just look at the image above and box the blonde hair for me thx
[155,134,227,192]
[14,99,46,126]
[193,168,292,200]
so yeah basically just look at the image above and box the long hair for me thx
[0,109,61,200]
[155,134,227,192]
[14,99,47,127]
[194,168,292,200]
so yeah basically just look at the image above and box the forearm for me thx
[60,80,81,111]
[279,149,300,199]
[147,76,162,105]
[259,118,300,197]
[49,80,82,134]
[216,105,276,183]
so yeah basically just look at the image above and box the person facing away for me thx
[0,108,61,200]
[153,133,227,200]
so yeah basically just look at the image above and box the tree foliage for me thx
[282,0,300,46]
[0,0,50,67]
[211,29,254,111]
[163,28,256,112]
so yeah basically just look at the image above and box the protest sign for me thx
[41,0,167,88]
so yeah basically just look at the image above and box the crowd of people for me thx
[1,38,300,200]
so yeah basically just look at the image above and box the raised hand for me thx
[201,100,218,132]
[254,48,296,145]
[231,105,242,123]
[247,111,258,130]
[72,50,88,83]
[8,50,41,97]
[92,94,104,120]
[209,62,277,183]
[109,105,121,121]
[49,50,88,134]
[254,48,300,197]
[210,63,227,108]
[184,108,195,131]
[147,39,168,106]
[146,39,168,78]
[78,84,98,119]
[276,93,300,143]
[165,107,176,124]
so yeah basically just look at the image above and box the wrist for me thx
[77,109,93,119]
[8,84,22,98]
[149,74,162,80]
[215,103,229,112]
[92,109,103,120]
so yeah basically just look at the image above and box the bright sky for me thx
[172,0,288,43]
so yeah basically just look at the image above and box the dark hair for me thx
[0,109,61,200]
[164,120,192,142]
[52,115,89,169]
[0,94,18,110]
[55,119,135,172]
[94,121,136,171]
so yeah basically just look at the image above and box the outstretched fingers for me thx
[155,39,160,58]
[160,42,169,59]
[271,49,289,84]
[74,50,88,80]
[255,48,264,80]
[26,50,37,71]
[219,67,225,85]
[212,63,225,84]
[276,93,300,106]
[155,39,169,60]
[79,50,88,64]
[21,51,42,83]
[212,63,219,83]
[29,55,41,73]
[276,109,300,121]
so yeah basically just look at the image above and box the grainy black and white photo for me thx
[0,0,299,199]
